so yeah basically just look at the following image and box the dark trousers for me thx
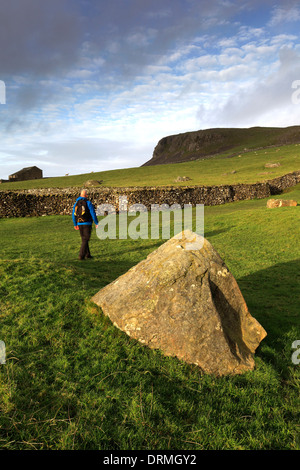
[79,225,92,259]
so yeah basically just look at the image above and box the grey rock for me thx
[267,199,297,208]
[91,231,267,376]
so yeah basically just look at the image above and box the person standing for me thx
[72,189,99,260]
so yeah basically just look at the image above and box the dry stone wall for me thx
[0,171,299,218]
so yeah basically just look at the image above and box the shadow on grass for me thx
[238,259,300,371]
[204,228,229,239]
[67,239,164,290]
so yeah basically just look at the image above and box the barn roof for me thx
[9,166,42,177]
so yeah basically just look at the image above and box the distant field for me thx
[1,143,300,190]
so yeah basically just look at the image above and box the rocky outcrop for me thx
[91,231,267,376]
[142,126,300,166]
[84,180,103,187]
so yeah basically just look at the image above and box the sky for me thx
[1,0,300,178]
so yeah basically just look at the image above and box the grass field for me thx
[1,143,300,190]
[0,181,299,450]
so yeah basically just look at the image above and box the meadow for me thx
[0,182,299,450]
[1,143,300,190]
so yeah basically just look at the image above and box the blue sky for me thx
[0,0,300,178]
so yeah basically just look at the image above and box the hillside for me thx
[0,143,300,190]
[142,126,300,166]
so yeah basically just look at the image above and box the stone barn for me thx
[9,166,43,182]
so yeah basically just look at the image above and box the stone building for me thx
[9,166,43,182]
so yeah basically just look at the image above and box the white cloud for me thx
[181,55,219,73]
[268,5,300,26]
[1,1,300,179]
[199,46,300,128]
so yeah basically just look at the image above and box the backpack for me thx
[74,199,92,223]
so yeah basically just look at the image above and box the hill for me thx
[0,138,300,191]
[142,126,300,166]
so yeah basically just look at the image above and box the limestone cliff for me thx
[142,126,300,166]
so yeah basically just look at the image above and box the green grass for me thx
[0,143,299,190]
[0,185,299,450]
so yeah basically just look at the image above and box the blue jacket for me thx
[72,197,98,226]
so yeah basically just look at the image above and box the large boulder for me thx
[267,199,297,208]
[91,231,267,376]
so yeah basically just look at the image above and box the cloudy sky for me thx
[1,0,300,178]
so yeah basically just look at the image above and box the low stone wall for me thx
[0,171,299,218]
